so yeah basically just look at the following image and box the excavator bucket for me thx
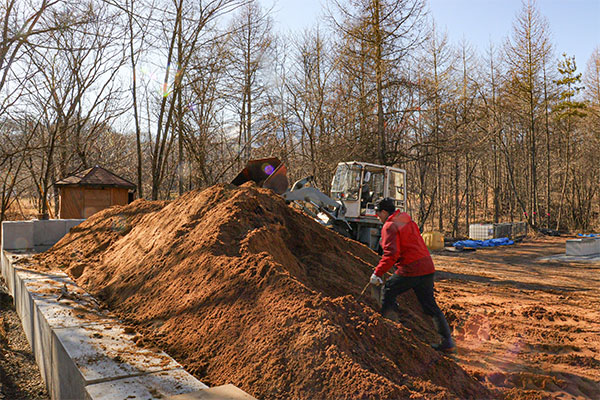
[231,157,289,195]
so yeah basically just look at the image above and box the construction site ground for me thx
[1,184,599,399]
[432,236,600,399]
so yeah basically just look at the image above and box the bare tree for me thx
[503,0,553,228]
[23,1,128,216]
[418,21,455,230]
[146,0,243,199]
[181,33,230,188]
[0,0,60,100]
[330,0,426,165]
[285,28,336,184]
[225,0,274,164]
[118,0,156,199]
[0,116,39,221]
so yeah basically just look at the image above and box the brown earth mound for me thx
[37,183,495,399]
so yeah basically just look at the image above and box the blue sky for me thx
[260,0,599,72]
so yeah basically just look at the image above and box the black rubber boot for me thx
[431,314,456,353]
[382,308,400,322]
[381,299,401,323]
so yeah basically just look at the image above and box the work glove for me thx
[370,273,383,286]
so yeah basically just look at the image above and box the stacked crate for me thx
[511,222,528,239]
[493,223,512,239]
[469,224,495,240]
[469,222,528,240]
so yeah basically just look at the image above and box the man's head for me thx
[375,198,395,223]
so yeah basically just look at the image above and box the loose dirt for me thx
[35,183,493,399]
[29,183,599,399]
[433,236,600,400]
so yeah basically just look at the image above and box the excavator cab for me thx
[330,162,406,218]
[330,162,407,249]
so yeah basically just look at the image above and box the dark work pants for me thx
[380,272,452,340]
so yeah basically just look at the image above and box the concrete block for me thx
[33,220,67,247]
[566,238,600,256]
[35,290,113,329]
[12,267,70,381]
[167,384,257,400]
[1,252,30,298]
[64,219,85,233]
[15,275,35,344]
[11,267,58,388]
[85,369,208,400]
[53,323,182,382]
[63,218,85,228]
[1,251,14,296]
[1,221,34,250]
[3,251,214,400]
[33,295,55,390]
[24,272,113,390]
[51,327,88,400]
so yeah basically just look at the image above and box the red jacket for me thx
[374,210,435,277]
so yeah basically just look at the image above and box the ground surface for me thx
[432,236,600,399]
[3,184,598,399]
[0,279,49,400]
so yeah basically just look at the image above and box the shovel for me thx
[356,281,383,306]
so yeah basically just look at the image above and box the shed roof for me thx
[55,166,136,190]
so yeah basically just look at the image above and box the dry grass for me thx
[3,197,47,221]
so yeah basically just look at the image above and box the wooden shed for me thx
[55,166,136,219]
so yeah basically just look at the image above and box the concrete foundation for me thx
[2,219,84,251]
[85,369,211,400]
[1,220,34,250]
[166,384,257,399]
[565,237,600,256]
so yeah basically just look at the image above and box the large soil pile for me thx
[37,183,494,399]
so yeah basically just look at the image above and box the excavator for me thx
[232,157,407,250]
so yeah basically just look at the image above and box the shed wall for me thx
[59,187,129,219]
[59,188,84,219]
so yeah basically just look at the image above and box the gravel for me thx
[0,277,49,400]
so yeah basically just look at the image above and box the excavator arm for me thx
[232,159,351,235]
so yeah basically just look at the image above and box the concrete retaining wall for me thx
[1,252,210,400]
[2,219,85,251]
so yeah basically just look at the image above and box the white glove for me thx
[370,273,383,286]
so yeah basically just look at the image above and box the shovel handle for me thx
[359,282,370,297]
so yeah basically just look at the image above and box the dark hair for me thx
[375,198,395,213]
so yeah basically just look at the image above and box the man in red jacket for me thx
[370,198,456,353]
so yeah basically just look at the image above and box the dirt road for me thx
[432,236,600,399]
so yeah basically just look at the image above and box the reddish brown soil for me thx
[432,236,600,400]
[35,183,494,400]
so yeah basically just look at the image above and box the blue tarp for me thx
[453,237,514,249]
[577,233,598,237]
